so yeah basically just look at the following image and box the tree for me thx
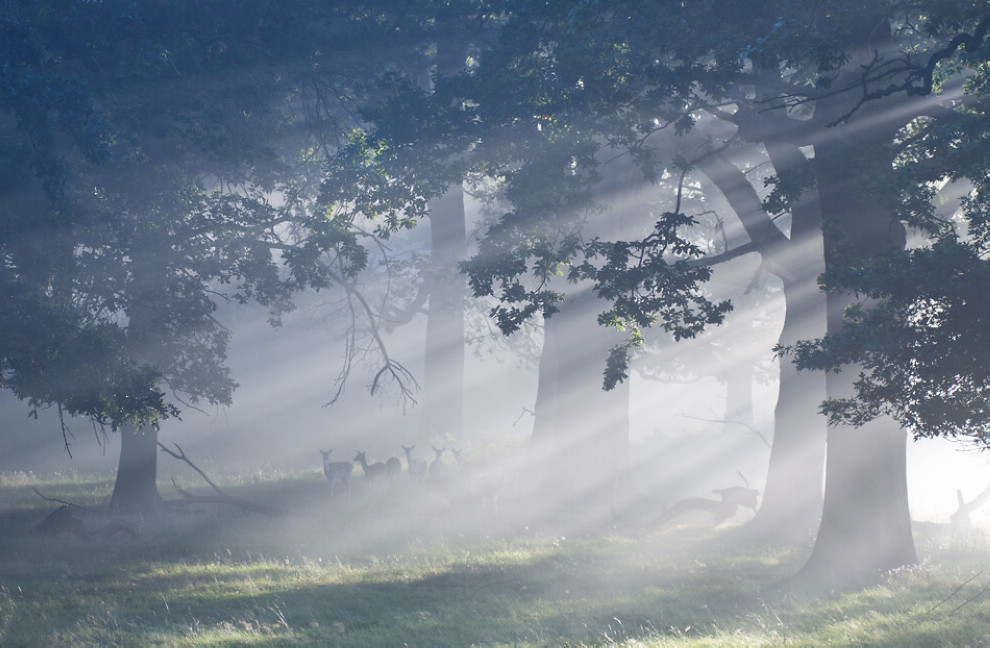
[332,0,990,588]
[791,68,990,445]
[0,0,435,512]
[677,128,829,539]
[325,2,733,501]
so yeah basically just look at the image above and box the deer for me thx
[354,450,389,494]
[428,446,446,481]
[402,444,427,481]
[320,449,354,497]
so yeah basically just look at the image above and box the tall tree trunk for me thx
[421,185,467,439]
[419,16,468,441]
[794,116,916,587]
[529,154,640,514]
[752,276,827,537]
[750,142,827,539]
[695,144,827,538]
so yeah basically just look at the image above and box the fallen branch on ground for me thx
[158,442,281,516]
[31,487,87,509]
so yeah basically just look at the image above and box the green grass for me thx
[2,470,990,646]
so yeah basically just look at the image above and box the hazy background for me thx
[3,244,986,527]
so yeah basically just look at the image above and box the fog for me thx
[2,132,986,537]
[3,227,987,531]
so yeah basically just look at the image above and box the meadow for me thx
[1,469,989,647]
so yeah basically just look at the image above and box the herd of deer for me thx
[319,445,494,506]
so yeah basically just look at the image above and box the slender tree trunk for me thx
[752,286,827,536]
[529,154,640,514]
[419,19,468,441]
[420,185,467,440]
[695,143,827,538]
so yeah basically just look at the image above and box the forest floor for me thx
[1,468,989,647]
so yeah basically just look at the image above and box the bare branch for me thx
[31,487,87,509]
[159,442,280,515]
[319,261,420,407]
[758,16,990,127]
[948,580,990,616]
[688,241,759,268]
[57,404,73,459]
[158,442,225,497]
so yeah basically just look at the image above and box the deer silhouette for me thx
[320,449,353,498]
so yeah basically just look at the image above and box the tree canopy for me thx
[0,0,443,436]
[325,0,990,442]
[4,0,990,505]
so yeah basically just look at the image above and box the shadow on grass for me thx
[114,538,791,646]
[2,472,990,646]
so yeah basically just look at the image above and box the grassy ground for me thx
[1,470,989,647]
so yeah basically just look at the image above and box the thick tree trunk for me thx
[110,227,168,515]
[109,424,163,513]
[750,143,827,539]
[794,117,916,588]
[797,348,915,586]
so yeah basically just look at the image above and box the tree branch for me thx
[319,261,420,407]
[32,487,87,509]
[158,442,280,516]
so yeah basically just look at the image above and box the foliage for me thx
[5,0,990,456]
[787,21,990,441]
[792,239,990,443]
[0,0,435,432]
[323,1,748,389]
[337,0,990,433]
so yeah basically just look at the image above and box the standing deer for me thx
[320,449,354,498]
[354,451,388,494]
[402,444,427,481]
[429,446,446,481]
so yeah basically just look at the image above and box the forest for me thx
[2,1,990,645]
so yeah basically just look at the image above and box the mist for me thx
[4,3,990,643]
[4,195,986,531]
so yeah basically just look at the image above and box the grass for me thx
[2,470,990,646]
